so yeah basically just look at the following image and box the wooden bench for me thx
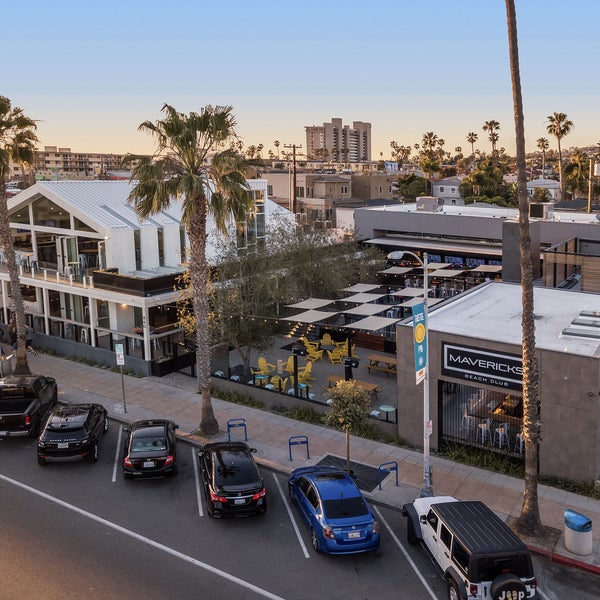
[326,375,382,398]
[366,353,397,377]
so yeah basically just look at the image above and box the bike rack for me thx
[378,460,398,490]
[227,418,248,442]
[288,435,310,461]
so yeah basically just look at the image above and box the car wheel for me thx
[88,441,99,463]
[406,516,418,544]
[311,528,320,553]
[37,456,47,467]
[447,579,460,600]
[490,574,527,600]
[103,416,109,434]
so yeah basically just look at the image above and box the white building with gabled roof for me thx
[1,179,292,375]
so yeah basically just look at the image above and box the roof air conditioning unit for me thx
[529,202,554,219]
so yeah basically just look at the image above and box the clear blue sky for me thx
[6,1,600,159]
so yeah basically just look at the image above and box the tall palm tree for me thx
[126,104,254,435]
[482,120,501,157]
[274,140,280,158]
[546,112,573,200]
[505,0,542,537]
[466,132,478,157]
[536,137,549,179]
[0,96,38,376]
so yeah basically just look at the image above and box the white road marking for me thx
[111,425,123,483]
[192,447,204,517]
[373,506,438,600]
[0,473,286,600]
[272,472,310,559]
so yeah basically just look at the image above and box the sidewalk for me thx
[15,351,600,575]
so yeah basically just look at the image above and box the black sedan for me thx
[37,403,109,465]
[123,420,178,479]
[198,442,267,518]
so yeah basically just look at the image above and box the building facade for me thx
[305,118,371,163]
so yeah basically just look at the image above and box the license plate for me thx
[348,531,360,539]
[143,460,155,468]
[58,442,69,449]
[234,498,245,505]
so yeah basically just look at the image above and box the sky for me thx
[5,1,600,160]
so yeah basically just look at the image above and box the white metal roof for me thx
[422,281,600,357]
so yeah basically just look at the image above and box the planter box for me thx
[93,269,182,297]
[151,359,175,377]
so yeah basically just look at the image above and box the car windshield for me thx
[322,497,369,519]
[476,554,532,581]
[131,436,166,453]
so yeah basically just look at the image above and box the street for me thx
[0,426,447,600]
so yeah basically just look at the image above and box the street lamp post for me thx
[389,249,433,497]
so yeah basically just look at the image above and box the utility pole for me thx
[284,144,302,216]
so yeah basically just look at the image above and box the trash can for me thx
[564,509,593,556]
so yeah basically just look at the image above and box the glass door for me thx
[57,235,78,274]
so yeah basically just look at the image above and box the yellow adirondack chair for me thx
[251,356,276,376]
[321,332,334,347]
[297,360,315,382]
[327,347,344,364]
[305,346,323,362]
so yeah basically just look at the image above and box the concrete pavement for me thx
[11,350,600,575]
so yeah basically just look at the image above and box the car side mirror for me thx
[420,515,427,524]
[249,447,257,453]
[124,427,130,434]
[174,423,179,429]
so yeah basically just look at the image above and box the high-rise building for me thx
[305,118,371,163]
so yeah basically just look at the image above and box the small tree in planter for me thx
[324,380,371,473]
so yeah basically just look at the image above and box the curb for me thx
[528,544,600,576]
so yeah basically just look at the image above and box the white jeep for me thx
[402,496,538,600]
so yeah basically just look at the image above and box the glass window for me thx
[10,207,30,224]
[74,216,95,232]
[306,485,319,509]
[32,196,71,229]
[426,509,438,530]
[440,524,452,549]
[452,539,469,573]
[323,497,368,519]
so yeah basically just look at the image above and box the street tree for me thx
[324,380,371,473]
[0,96,38,375]
[482,120,501,159]
[466,132,478,157]
[126,104,255,436]
[536,137,549,178]
[505,0,543,537]
[546,112,573,200]
[274,140,280,158]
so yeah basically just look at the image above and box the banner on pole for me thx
[412,302,427,384]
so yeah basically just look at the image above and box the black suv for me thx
[402,496,538,600]
[198,442,267,518]
[37,403,109,466]
[123,420,178,479]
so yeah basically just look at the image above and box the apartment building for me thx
[305,118,371,163]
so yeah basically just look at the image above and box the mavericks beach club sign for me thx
[441,343,523,391]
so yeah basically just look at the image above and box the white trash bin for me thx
[564,509,593,556]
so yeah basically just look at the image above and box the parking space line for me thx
[373,506,438,599]
[111,424,123,483]
[192,447,204,518]
[272,472,310,559]
[0,473,286,600]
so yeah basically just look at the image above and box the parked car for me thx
[0,374,58,438]
[123,420,178,479]
[288,465,380,554]
[198,442,267,518]
[402,496,538,600]
[37,403,109,466]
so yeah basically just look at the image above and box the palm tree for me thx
[274,140,280,158]
[505,0,542,537]
[482,120,501,157]
[466,132,478,157]
[546,112,573,200]
[126,104,254,435]
[536,137,549,179]
[0,96,38,376]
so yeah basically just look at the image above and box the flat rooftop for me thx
[420,281,600,358]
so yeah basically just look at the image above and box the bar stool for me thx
[477,418,491,445]
[515,432,525,454]
[494,422,510,449]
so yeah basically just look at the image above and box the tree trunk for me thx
[187,197,218,436]
[0,189,31,376]
[505,0,543,537]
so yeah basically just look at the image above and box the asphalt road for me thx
[0,425,449,600]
